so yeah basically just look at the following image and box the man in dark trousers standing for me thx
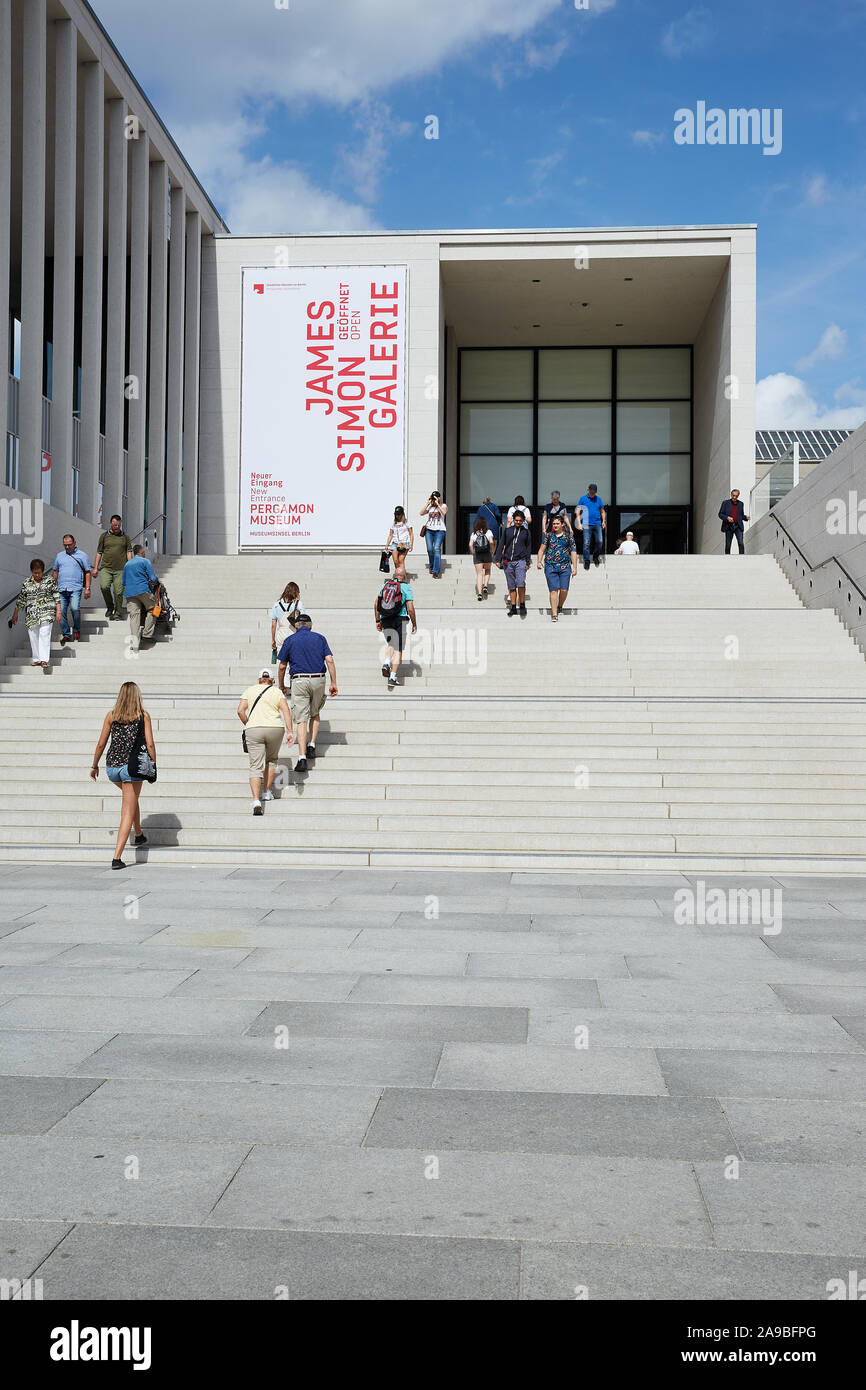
[496,509,532,617]
[719,488,750,554]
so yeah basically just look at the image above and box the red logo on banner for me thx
[253,284,264,295]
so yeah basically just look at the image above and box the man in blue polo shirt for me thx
[122,545,159,651]
[277,616,338,773]
[575,483,606,569]
[51,533,92,644]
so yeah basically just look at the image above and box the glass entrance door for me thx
[611,507,690,554]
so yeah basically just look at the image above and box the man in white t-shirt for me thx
[615,531,640,556]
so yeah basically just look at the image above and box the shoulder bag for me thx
[241,686,269,752]
[128,716,158,784]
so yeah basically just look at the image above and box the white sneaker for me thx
[252,800,263,816]
[261,790,274,802]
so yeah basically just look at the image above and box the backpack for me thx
[377,578,403,618]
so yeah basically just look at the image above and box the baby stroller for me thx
[151,583,180,635]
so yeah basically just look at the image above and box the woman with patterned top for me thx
[90,681,157,869]
[10,558,61,667]
[537,513,577,621]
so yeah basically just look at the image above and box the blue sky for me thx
[93,0,866,429]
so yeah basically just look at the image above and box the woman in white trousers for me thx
[11,558,61,668]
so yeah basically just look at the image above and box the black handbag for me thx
[379,550,391,573]
[128,716,157,784]
[241,687,268,752]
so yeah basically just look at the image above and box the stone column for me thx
[19,0,47,500]
[126,127,149,535]
[182,211,202,553]
[78,60,105,524]
[147,162,168,533]
[103,98,128,526]
[51,17,77,515]
[164,183,186,554]
[0,0,12,464]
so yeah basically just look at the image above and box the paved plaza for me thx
[1,864,865,1300]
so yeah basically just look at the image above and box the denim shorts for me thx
[545,565,572,592]
[107,764,136,784]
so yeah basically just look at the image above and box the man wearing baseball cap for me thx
[237,667,294,816]
[615,531,640,556]
[575,483,606,569]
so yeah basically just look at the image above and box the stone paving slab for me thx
[233,947,471,977]
[244,1002,527,1044]
[348,974,602,1008]
[0,996,268,1036]
[0,1077,104,1134]
[597,980,791,1013]
[764,939,866,963]
[171,971,360,1002]
[45,944,254,970]
[721,1098,866,1164]
[520,1242,854,1300]
[0,1030,117,1077]
[694,1160,866,1256]
[434,1043,667,1095]
[769,984,866,1014]
[392,911,532,932]
[2,922,176,945]
[0,1135,251,1226]
[0,1220,73,1282]
[31,1222,520,1300]
[624,955,866,985]
[836,1017,866,1048]
[0,966,196,998]
[257,909,404,930]
[364,1089,733,1159]
[355,927,571,955]
[466,952,629,980]
[526,1008,861,1052]
[51,1079,382,1146]
[147,925,364,951]
[658,1050,866,1100]
[335,896,513,917]
[0,943,74,967]
[205,1146,710,1245]
[68,1033,443,1089]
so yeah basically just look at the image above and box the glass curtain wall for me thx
[458,346,692,550]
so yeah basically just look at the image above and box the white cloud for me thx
[755,372,866,430]
[795,322,847,372]
[93,0,574,230]
[632,130,664,148]
[803,173,831,206]
[661,7,713,58]
[834,380,866,407]
[94,0,567,112]
[223,160,380,237]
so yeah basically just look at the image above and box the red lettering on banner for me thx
[337,452,365,472]
[306,301,335,415]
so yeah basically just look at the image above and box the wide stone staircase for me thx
[1,552,865,870]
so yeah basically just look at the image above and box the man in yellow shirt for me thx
[237,668,294,815]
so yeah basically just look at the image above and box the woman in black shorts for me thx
[469,516,495,599]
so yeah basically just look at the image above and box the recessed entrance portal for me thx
[456,345,693,550]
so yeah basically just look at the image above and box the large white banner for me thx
[239,264,408,547]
